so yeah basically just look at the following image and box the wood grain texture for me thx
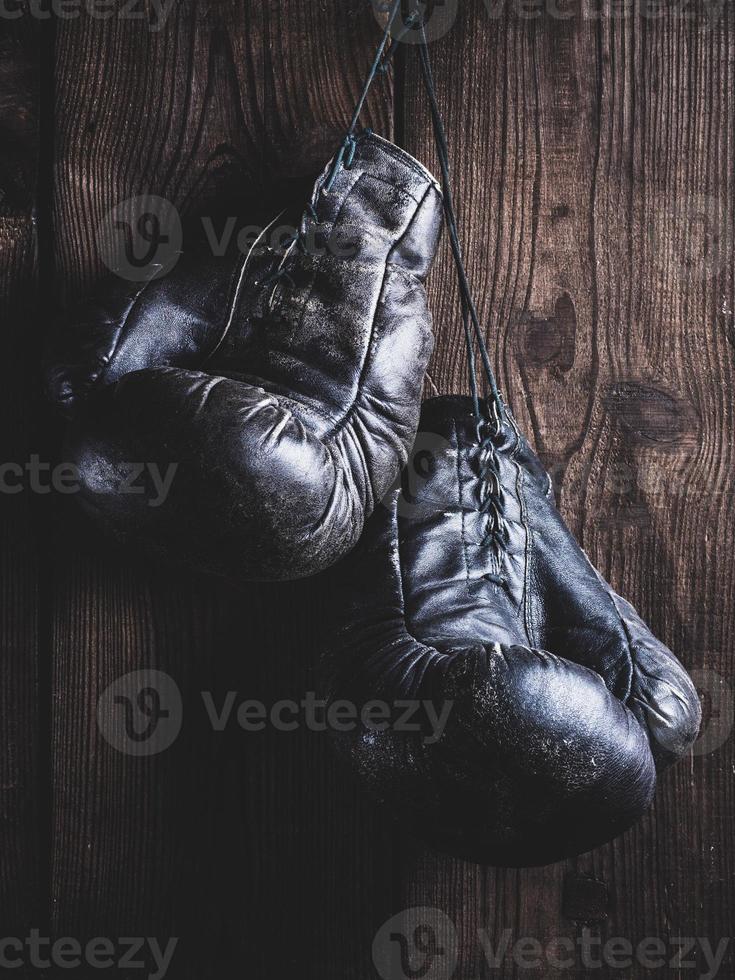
[50,2,395,976]
[0,17,42,949]
[402,0,733,975]
[2,0,727,976]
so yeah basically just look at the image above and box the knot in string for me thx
[376,9,422,74]
[323,133,359,194]
[324,0,402,193]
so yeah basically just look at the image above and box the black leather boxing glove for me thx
[318,395,701,866]
[44,134,443,580]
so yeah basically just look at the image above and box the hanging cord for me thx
[324,0,403,192]
[416,23,505,430]
[377,7,422,75]
[416,23,509,558]
[260,2,403,308]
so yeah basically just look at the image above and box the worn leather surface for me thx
[320,395,701,866]
[44,134,443,580]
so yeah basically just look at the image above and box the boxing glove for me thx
[44,133,443,580]
[319,395,701,866]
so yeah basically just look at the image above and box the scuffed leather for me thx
[44,134,443,580]
[320,395,701,866]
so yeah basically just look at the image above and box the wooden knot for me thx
[562,874,609,924]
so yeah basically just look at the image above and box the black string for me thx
[264,3,403,303]
[416,21,509,562]
[324,0,402,192]
[416,22,505,426]
[377,9,422,74]
[348,0,402,131]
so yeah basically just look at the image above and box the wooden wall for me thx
[0,0,732,976]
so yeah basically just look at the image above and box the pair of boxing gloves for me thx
[45,134,701,866]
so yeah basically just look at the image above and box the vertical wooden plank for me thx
[51,1,395,977]
[0,14,42,947]
[400,1,733,977]
[578,0,735,969]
